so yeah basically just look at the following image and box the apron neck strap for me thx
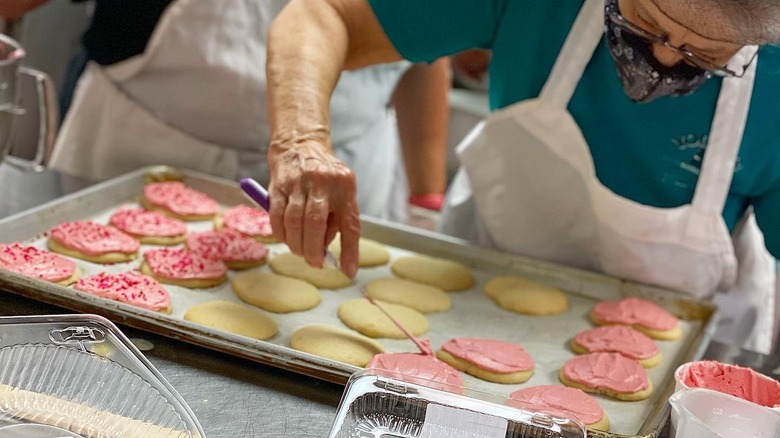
[539,0,606,108]
[692,45,758,214]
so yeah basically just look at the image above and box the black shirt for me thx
[75,0,174,65]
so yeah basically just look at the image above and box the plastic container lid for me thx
[328,369,586,438]
[0,314,204,438]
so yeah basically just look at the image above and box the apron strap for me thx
[539,0,606,108]
[692,46,758,214]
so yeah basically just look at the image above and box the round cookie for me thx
[510,385,610,432]
[328,237,390,267]
[571,325,662,368]
[290,324,385,367]
[436,337,534,384]
[590,297,682,340]
[142,181,218,221]
[109,208,187,245]
[184,300,278,340]
[365,278,451,313]
[391,255,473,291]
[337,298,429,339]
[232,271,321,313]
[74,271,171,314]
[270,253,352,289]
[141,248,227,288]
[368,352,463,393]
[484,276,568,316]
[48,221,139,264]
[0,243,80,285]
[559,352,654,401]
[215,204,277,243]
[186,230,268,270]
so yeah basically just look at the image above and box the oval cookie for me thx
[290,325,384,367]
[391,255,473,291]
[329,237,390,267]
[232,271,321,313]
[337,298,428,339]
[184,300,278,340]
[270,253,352,289]
[365,278,450,313]
[484,276,568,316]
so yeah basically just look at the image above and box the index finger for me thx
[336,204,361,278]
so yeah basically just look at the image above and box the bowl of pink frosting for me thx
[674,361,780,411]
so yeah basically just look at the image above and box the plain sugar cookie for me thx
[329,237,390,267]
[290,324,384,367]
[391,255,473,291]
[270,253,352,289]
[184,300,277,340]
[484,276,568,316]
[232,271,321,313]
[365,278,451,313]
[337,298,428,339]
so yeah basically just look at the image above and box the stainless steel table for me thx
[2,162,778,437]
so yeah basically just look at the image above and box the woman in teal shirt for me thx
[264,0,780,353]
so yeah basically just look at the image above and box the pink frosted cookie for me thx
[590,297,681,340]
[368,352,463,393]
[559,352,653,401]
[74,271,171,314]
[0,243,79,285]
[510,385,610,431]
[186,230,268,270]
[109,208,187,245]
[572,326,661,368]
[142,181,218,221]
[48,221,140,264]
[141,247,227,288]
[215,204,276,243]
[436,337,534,383]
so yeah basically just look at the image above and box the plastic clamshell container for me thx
[0,314,205,438]
[328,369,586,438]
[669,388,780,438]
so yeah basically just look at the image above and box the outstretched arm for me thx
[266,0,401,277]
[393,58,451,210]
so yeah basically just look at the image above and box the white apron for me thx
[49,0,407,220]
[441,0,775,353]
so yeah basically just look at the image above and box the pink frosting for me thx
[143,182,218,217]
[75,271,170,312]
[562,352,649,393]
[50,221,140,256]
[680,361,780,407]
[574,326,659,360]
[221,205,273,238]
[0,243,77,282]
[592,297,678,331]
[441,337,534,373]
[509,385,604,425]
[143,248,226,280]
[368,353,464,392]
[186,230,268,263]
[109,208,187,237]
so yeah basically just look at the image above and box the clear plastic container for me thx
[0,314,205,438]
[674,360,780,411]
[669,388,780,438]
[328,369,586,438]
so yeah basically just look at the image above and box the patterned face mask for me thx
[604,0,712,103]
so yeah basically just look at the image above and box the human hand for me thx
[409,193,445,211]
[268,131,360,278]
[0,0,49,19]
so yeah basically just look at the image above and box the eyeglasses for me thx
[607,7,756,77]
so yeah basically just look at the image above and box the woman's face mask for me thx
[604,0,712,103]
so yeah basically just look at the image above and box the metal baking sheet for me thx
[0,166,716,438]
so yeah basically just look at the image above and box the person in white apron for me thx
[47,0,429,221]
[263,0,780,353]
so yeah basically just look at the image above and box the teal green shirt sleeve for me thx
[367,0,508,63]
